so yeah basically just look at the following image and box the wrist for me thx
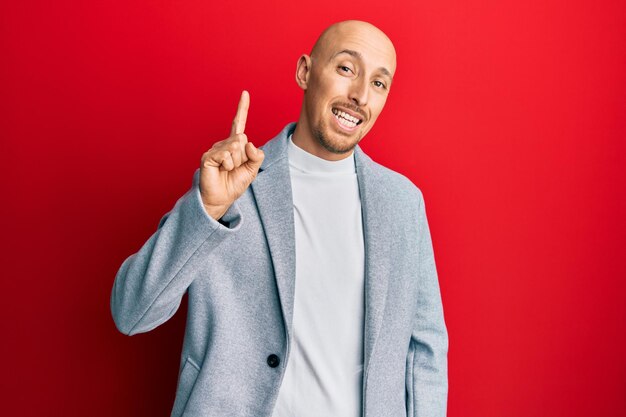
[202,203,229,221]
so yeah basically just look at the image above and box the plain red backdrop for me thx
[1,0,625,416]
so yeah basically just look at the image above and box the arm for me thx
[110,169,242,335]
[110,91,264,335]
[406,190,449,416]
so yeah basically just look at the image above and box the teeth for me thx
[332,108,361,126]
[334,113,357,128]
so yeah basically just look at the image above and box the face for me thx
[295,22,396,159]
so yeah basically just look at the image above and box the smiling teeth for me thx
[332,109,361,128]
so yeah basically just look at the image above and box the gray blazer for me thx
[111,123,448,417]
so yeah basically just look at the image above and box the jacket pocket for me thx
[170,357,201,417]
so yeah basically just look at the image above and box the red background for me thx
[2,0,625,416]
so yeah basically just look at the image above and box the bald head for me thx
[291,20,397,160]
[310,20,397,76]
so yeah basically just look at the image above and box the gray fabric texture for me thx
[111,122,448,417]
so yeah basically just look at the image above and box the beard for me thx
[312,120,364,154]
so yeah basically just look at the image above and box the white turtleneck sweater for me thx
[271,135,365,417]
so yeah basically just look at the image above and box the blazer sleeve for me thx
[406,190,449,417]
[110,169,242,335]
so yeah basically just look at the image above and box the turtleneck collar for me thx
[287,134,356,174]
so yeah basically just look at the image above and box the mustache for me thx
[333,102,367,120]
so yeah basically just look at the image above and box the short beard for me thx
[313,122,362,154]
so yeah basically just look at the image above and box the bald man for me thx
[111,20,448,417]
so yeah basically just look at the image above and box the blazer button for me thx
[267,354,280,368]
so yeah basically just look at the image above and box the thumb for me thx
[244,142,265,171]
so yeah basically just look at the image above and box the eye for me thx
[338,65,353,74]
[373,80,387,89]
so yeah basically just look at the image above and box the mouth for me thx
[332,107,363,130]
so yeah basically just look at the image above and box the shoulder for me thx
[359,150,425,208]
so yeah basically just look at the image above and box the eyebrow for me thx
[331,49,393,79]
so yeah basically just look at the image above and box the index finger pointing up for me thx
[231,90,250,136]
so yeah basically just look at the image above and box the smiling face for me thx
[292,21,397,161]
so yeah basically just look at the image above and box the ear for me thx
[295,54,312,90]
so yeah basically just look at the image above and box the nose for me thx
[348,77,369,107]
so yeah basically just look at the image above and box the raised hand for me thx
[199,91,265,220]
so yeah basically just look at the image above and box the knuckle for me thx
[227,141,240,152]
[201,152,213,165]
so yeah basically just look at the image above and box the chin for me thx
[313,127,363,154]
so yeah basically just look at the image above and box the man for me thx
[111,20,448,417]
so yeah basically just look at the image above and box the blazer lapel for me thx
[250,124,297,340]
[250,124,391,375]
[355,146,392,376]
